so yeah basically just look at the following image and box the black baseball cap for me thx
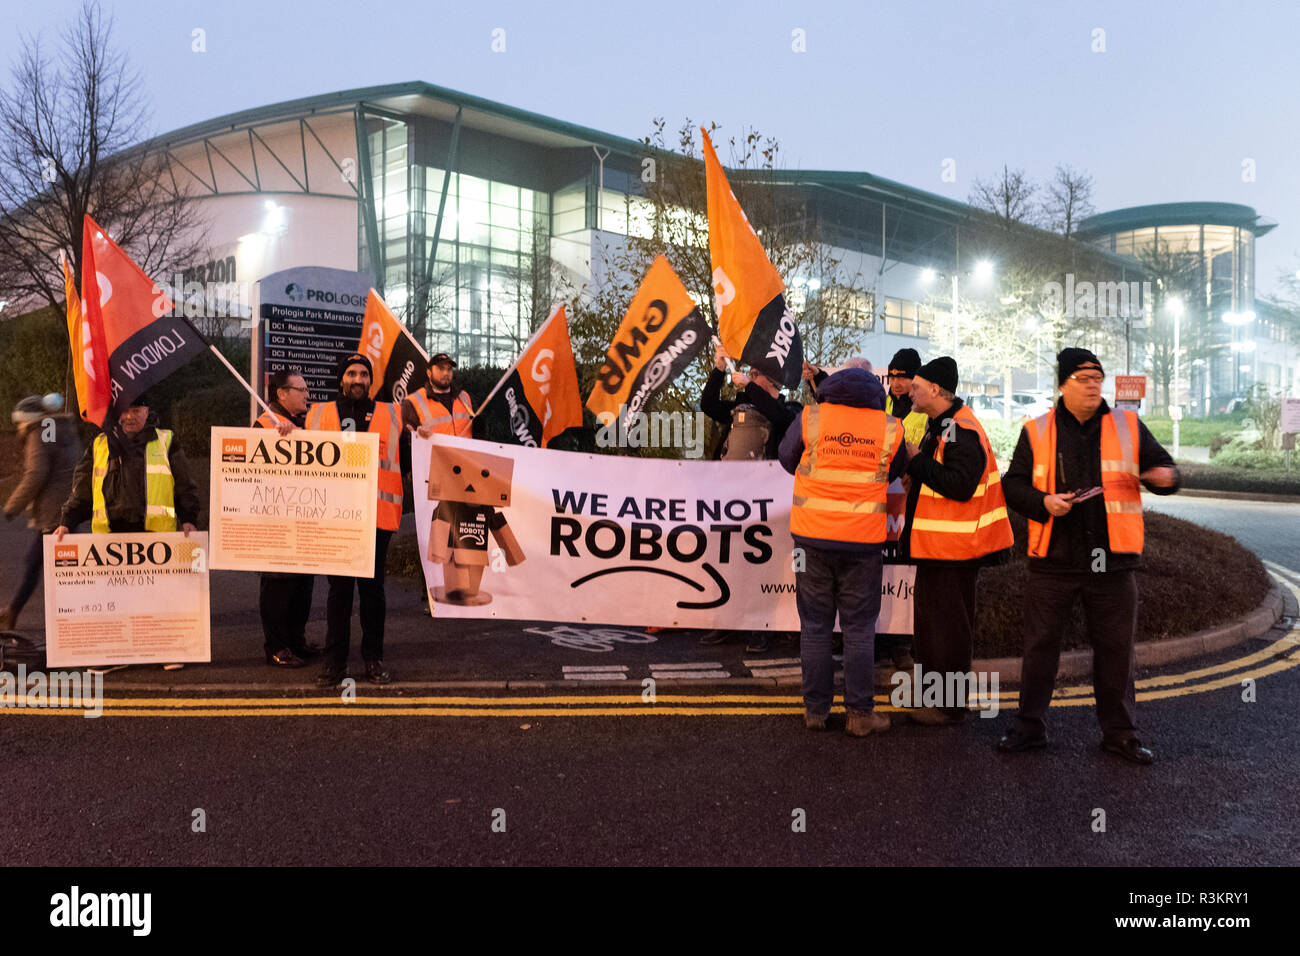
[429,353,457,368]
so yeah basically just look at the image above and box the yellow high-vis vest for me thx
[91,430,176,533]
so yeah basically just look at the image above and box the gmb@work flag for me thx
[79,215,207,424]
[701,128,803,390]
[357,289,429,404]
[477,305,583,448]
[585,255,710,431]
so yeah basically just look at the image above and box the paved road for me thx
[1145,495,1300,570]
[2,494,1297,866]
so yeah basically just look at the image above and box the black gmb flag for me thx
[585,255,711,432]
[475,305,584,448]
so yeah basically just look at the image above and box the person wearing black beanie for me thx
[897,355,1013,725]
[885,348,927,447]
[998,346,1180,765]
[304,351,407,688]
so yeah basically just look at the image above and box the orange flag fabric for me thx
[701,128,803,389]
[63,254,102,423]
[478,305,583,448]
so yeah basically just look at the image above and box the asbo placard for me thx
[209,427,378,576]
[44,532,211,667]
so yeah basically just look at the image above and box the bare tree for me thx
[1042,164,1095,239]
[0,0,205,315]
[968,165,1040,228]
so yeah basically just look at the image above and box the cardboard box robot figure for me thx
[428,445,526,605]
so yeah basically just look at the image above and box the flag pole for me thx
[207,344,282,423]
[474,304,562,418]
[710,334,738,376]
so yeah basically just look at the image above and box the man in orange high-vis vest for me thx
[778,362,908,737]
[254,369,319,669]
[401,352,474,439]
[898,356,1013,726]
[306,353,405,688]
[1000,348,1178,765]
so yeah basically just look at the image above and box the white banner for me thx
[43,532,211,667]
[208,427,378,576]
[412,434,913,632]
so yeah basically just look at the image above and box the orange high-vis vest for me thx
[407,389,474,436]
[255,410,295,430]
[305,400,403,531]
[908,405,1013,560]
[791,403,901,545]
[1024,407,1144,557]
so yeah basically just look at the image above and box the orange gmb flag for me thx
[478,305,583,448]
[80,215,205,423]
[585,254,710,430]
[701,128,803,389]
[358,289,428,404]
[63,254,104,423]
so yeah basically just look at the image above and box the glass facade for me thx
[363,118,551,367]
[883,297,932,338]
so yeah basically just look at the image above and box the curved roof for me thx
[1076,202,1276,239]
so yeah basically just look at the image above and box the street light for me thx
[1168,297,1184,457]
[921,261,995,378]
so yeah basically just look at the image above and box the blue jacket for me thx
[779,368,906,553]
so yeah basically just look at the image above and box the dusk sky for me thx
[6,0,1298,296]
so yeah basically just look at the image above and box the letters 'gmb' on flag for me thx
[63,254,100,423]
[700,128,803,390]
[585,254,710,431]
[477,305,583,448]
[79,215,207,425]
[358,289,430,404]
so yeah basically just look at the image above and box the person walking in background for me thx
[1,395,81,632]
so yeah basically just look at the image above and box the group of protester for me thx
[738,344,1177,763]
[4,340,1179,763]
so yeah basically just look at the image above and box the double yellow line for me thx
[5,578,1297,719]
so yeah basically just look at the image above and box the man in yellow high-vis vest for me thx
[401,352,474,439]
[56,395,199,539]
[1000,348,1178,765]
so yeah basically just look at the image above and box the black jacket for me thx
[897,398,1005,565]
[59,416,201,531]
[1002,398,1179,573]
[700,367,800,461]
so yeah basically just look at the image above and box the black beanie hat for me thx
[336,352,374,385]
[1057,347,1103,385]
[916,356,958,393]
[888,348,922,377]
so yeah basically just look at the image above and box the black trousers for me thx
[1015,569,1139,740]
[912,563,979,715]
[325,529,393,667]
[259,572,315,656]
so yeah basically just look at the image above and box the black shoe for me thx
[744,634,771,653]
[997,727,1048,753]
[294,642,323,659]
[315,666,346,688]
[1102,736,1153,765]
[697,629,729,645]
[266,648,306,668]
[364,659,393,684]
